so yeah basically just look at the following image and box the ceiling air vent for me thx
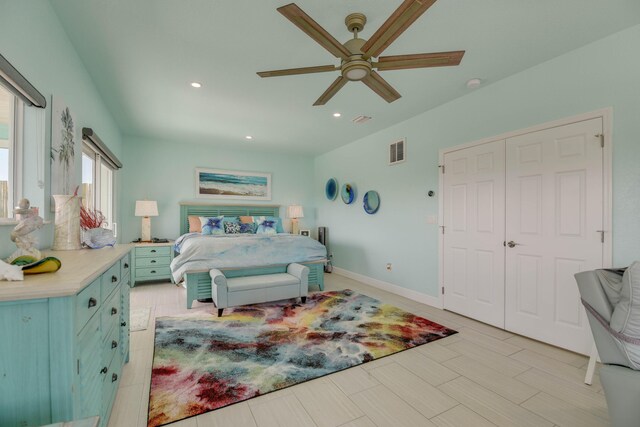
[389,138,406,165]
[351,115,371,124]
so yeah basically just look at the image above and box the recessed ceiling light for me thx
[190,82,202,88]
[245,135,253,140]
[466,78,481,89]
[333,113,341,118]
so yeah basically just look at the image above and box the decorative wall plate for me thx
[341,183,356,204]
[363,190,380,214]
[325,178,338,200]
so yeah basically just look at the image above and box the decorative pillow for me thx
[188,215,202,233]
[253,216,284,233]
[256,219,277,235]
[224,221,241,234]
[201,216,225,235]
[239,216,254,224]
[239,222,256,234]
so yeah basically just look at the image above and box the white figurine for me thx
[0,258,23,281]
[7,199,44,264]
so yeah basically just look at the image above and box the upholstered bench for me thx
[210,263,309,316]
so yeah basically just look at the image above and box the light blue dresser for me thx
[0,245,132,427]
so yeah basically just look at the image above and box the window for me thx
[82,141,116,235]
[0,84,17,219]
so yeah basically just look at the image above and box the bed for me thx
[173,203,327,308]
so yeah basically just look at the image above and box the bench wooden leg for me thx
[301,296,306,303]
[218,308,224,317]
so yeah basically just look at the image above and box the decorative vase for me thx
[52,195,81,250]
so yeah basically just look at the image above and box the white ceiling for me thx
[50,0,640,155]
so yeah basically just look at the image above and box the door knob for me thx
[507,241,520,248]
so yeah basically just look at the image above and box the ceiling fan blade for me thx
[375,51,465,71]
[257,65,337,78]
[361,0,437,59]
[313,76,348,106]
[362,71,401,103]
[278,3,351,60]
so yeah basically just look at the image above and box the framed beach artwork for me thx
[50,96,81,198]
[195,168,272,200]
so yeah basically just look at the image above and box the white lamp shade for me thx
[287,205,304,219]
[135,200,158,217]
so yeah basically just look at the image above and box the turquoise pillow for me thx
[201,216,225,235]
[254,216,284,233]
[239,222,256,234]
[256,219,277,235]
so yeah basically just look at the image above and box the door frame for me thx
[438,108,613,309]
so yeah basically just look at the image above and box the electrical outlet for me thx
[386,263,392,271]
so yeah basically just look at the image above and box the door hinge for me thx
[597,230,605,243]
[442,286,445,295]
[439,164,445,174]
[595,133,604,148]
[440,225,445,234]
[77,359,80,375]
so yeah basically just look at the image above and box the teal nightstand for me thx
[131,241,174,286]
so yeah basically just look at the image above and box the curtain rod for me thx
[82,127,123,169]
[0,53,46,108]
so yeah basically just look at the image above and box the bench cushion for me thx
[227,273,300,292]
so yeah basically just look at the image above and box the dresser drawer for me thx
[136,246,171,257]
[120,253,131,279]
[76,277,102,333]
[101,287,121,338]
[101,261,122,300]
[136,256,170,268]
[102,351,122,423]
[136,266,171,279]
[103,320,120,370]
[77,314,103,419]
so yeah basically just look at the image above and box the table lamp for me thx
[135,200,158,242]
[287,205,304,235]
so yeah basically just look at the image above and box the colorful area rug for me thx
[147,289,457,427]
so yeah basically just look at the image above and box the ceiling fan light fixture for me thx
[342,60,371,81]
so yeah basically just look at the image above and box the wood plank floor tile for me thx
[195,402,257,427]
[250,394,317,427]
[392,347,459,386]
[438,377,553,427]
[443,356,538,404]
[350,385,435,427]
[456,328,523,356]
[328,366,379,396]
[415,342,461,363]
[504,335,588,367]
[510,350,602,391]
[432,405,497,427]
[521,392,610,427]
[294,378,364,427]
[108,383,143,427]
[446,339,531,377]
[368,362,457,418]
[336,416,377,427]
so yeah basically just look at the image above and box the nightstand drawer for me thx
[136,266,171,279]
[76,277,102,333]
[136,246,171,257]
[136,256,170,268]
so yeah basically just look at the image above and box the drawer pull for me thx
[121,321,127,327]
[112,340,118,349]
[111,307,118,315]
[88,298,97,309]
[112,373,118,382]
[111,275,118,283]
[150,249,157,253]
[124,263,129,269]
[100,366,108,374]
[151,260,156,263]
[150,270,156,274]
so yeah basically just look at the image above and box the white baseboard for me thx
[332,267,443,309]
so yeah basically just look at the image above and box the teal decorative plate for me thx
[325,178,338,200]
[363,190,380,214]
[341,183,356,204]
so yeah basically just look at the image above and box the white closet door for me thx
[504,118,603,355]
[443,140,506,328]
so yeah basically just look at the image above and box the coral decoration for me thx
[80,206,106,230]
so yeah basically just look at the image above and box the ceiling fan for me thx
[257,0,465,106]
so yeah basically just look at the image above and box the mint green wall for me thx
[0,1,122,259]
[120,137,316,242]
[315,24,640,298]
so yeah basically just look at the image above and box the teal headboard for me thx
[179,203,280,235]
